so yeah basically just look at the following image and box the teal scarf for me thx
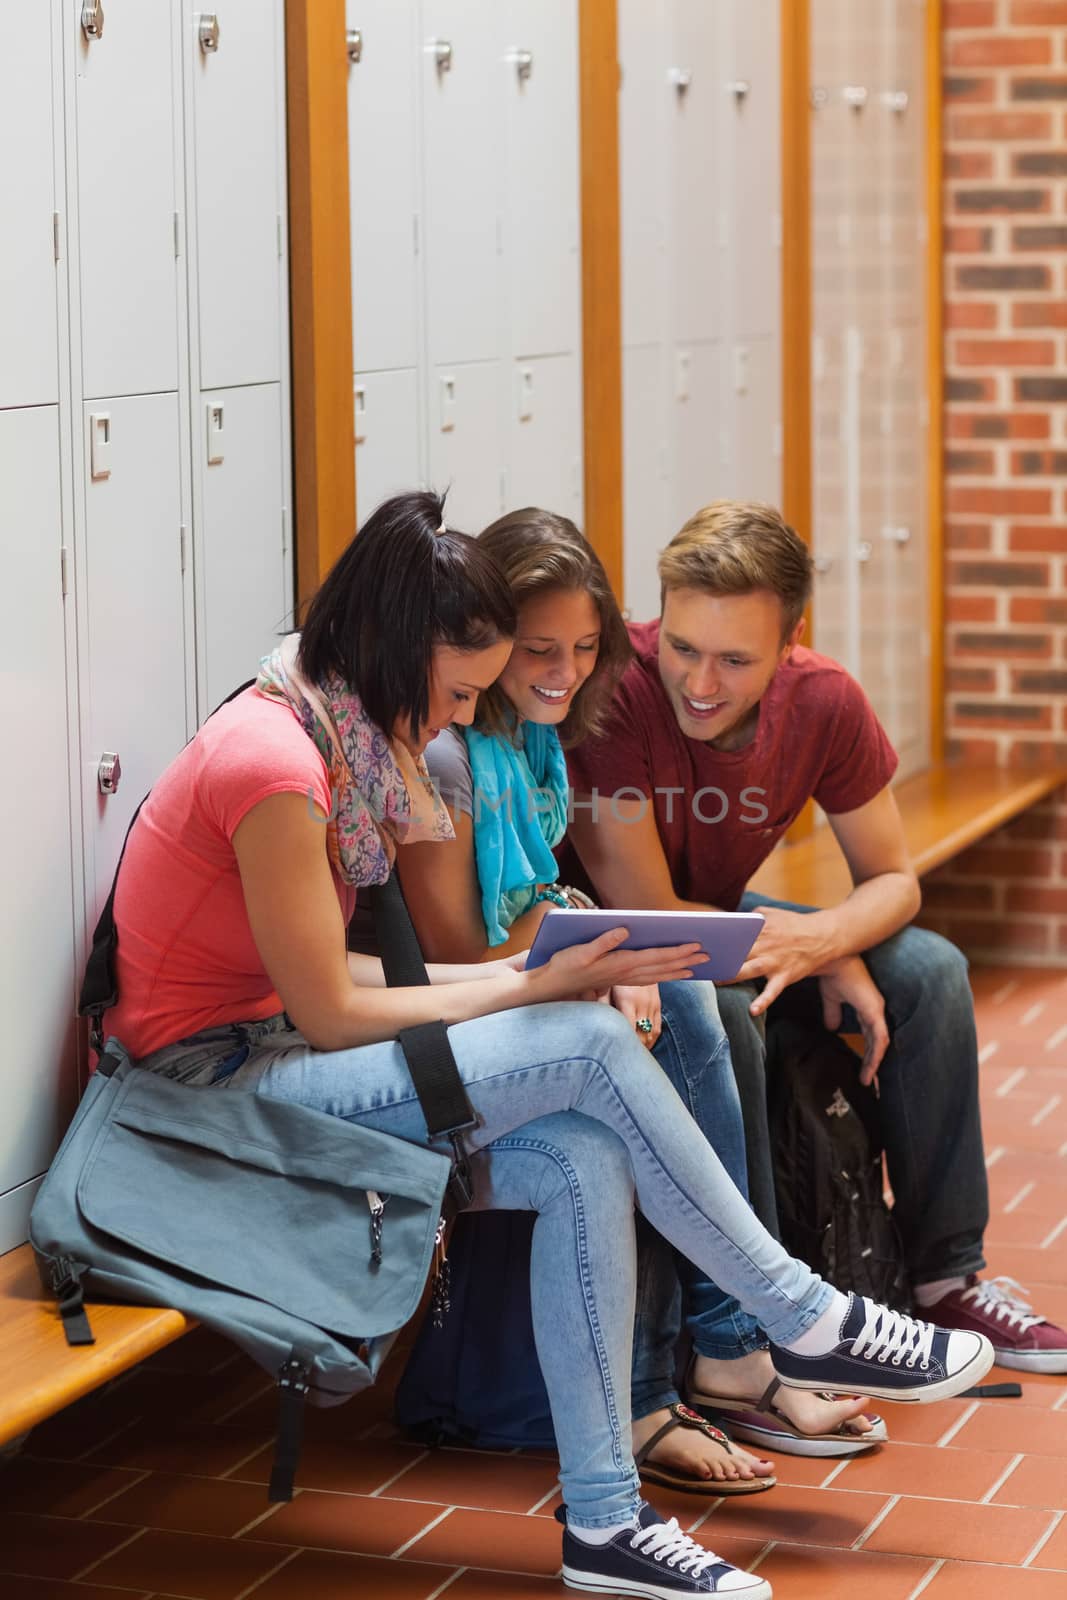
[464,722,570,946]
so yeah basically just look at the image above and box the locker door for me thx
[427,361,504,535]
[671,340,726,530]
[421,2,504,367]
[72,0,180,399]
[347,0,421,375]
[502,0,581,360]
[507,354,583,517]
[0,407,79,1250]
[355,368,424,526]
[82,393,188,914]
[196,384,288,712]
[188,0,282,389]
[811,330,850,668]
[622,344,669,620]
[618,0,669,350]
[0,1,59,409]
[724,0,781,343]
[667,0,723,345]
[724,337,781,506]
[884,322,928,777]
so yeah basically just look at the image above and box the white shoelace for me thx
[631,1517,721,1576]
[852,1301,937,1369]
[962,1276,1043,1332]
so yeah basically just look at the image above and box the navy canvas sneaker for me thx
[770,1293,994,1403]
[558,1501,772,1598]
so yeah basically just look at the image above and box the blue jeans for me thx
[140,1000,832,1528]
[631,982,764,1422]
[725,893,989,1287]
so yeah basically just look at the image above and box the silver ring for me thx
[635,1017,653,1036]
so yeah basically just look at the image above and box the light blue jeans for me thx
[632,982,765,1423]
[140,999,832,1528]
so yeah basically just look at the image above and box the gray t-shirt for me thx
[424,726,475,819]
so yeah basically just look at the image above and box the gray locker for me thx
[667,0,723,346]
[195,384,288,713]
[507,354,583,518]
[671,340,726,531]
[0,407,79,1251]
[421,3,503,367]
[0,1,60,410]
[187,0,283,389]
[724,337,781,506]
[355,368,424,526]
[619,0,668,351]
[81,393,189,915]
[723,0,781,344]
[502,0,581,361]
[427,360,504,535]
[347,0,421,374]
[71,0,181,400]
[622,344,669,622]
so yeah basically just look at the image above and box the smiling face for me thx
[392,639,513,756]
[496,587,602,725]
[658,586,801,749]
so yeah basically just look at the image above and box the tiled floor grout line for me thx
[819,1459,851,1488]
[71,1525,147,1581]
[232,1498,287,1539]
[979,1041,1001,1065]
[990,979,1019,1005]
[74,1465,154,1519]
[526,1483,561,1515]
[1045,1023,1067,1052]
[688,1496,725,1535]
[367,1447,430,1496]
[979,1451,1024,1504]
[1022,1002,1046,1026]
[230,1547,303,1599]
[936,1401,979,1447]
[850,1492,899,1550]
[995,1069,1025,1098]
[742,1539,776,1574]
[906,1557,945,1599]
[985,1146,1005,1170]
[391,1504,455,1557]
[1040,1214,1067,1249]
[1031,1094,1062,1127]
[1021,1507,1063,1568]
[1004,1181,1037,1213]
[424,1566,470,1600]
[220,1437,278,1479]
[1053,1387,1067,1412]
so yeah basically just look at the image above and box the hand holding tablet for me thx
[526,908,765,983]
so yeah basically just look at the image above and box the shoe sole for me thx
[993,1349,1067,1375]
[726,1419,886,1458]
[775,1337,995,1404]
[562,1564,772,1600]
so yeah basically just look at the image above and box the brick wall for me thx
[920,0,1067,963]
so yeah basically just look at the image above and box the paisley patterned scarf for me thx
[256,634,454,887]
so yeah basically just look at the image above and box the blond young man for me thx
[565,501,1067,1379]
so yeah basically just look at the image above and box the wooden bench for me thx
[750,762,1067,908]
[0,1243,192,1450]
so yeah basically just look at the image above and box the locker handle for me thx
[506,48,533,83]
[199,13,220,54]
[814,557,833,576]
[882,89,909,114]
[842,85,868,110]
[98,752,122,797]
[347,28,363,65]
[427,39,453,74]
[668,67,692,93]
[726,79,750,101]
[81,0,104,42]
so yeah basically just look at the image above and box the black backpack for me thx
[766,1017,909,1310]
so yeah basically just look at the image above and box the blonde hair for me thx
[658,501,813,639]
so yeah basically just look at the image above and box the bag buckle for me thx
[446,1131,475,1211]
[277,1357,310,1395]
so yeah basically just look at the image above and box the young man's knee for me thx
[879,925,971,1013]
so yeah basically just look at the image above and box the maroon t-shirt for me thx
[564,621,898,911]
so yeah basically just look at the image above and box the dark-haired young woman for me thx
[108,493,991,1600]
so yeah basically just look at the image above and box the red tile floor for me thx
[3,962,1067,1600]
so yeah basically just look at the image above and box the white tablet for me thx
[525,907,764,982]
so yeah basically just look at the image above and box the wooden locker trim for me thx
[780,0,814,843]
[926,0,944,764]
[286,0,356,610]
[578,0,624,598]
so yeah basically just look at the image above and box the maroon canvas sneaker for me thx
[928,1276,1067,1374]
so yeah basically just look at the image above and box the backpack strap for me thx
[78,680,258,1055]
[369,873,479,1211]
[269,1354,310,1503]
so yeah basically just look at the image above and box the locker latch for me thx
[98,753,122,797]
[347,29,363,65]
[516,367,534,422]
[199,14,221,54]
[439,377,456,432]
[428,39,453,75]
[506,49,534,83]
[81,1,105,42]
[669,68,692,94]
[354,384,367,445]
[89,413,112,481]
[206,402,224,465]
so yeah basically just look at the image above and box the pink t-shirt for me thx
[107,689,355,1059]
[563,622,898,912]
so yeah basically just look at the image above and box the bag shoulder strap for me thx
[79,679,258,1052]
[369,872,478,1210]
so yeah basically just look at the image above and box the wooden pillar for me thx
[286,0,356,611]
[780,0,812,557]
[579,0,624,599]
[926,0,944,764]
